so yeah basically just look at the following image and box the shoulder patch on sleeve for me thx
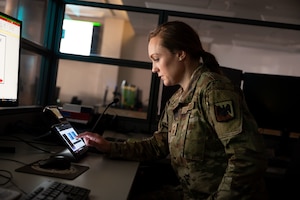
[214,100,234,122]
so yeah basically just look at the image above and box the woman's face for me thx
[148,36,184,86]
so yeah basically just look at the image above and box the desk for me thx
[0,133,139,200]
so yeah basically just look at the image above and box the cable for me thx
[0,170,12,186]
[8,135,55,154]
[9,180,27,195]
[0,136,59,147]
[0,169,27,195]
[0,157,27,166]
[91,98,119,133]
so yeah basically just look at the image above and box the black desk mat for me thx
[15,160,89,180]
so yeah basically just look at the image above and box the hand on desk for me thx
[77,132,111,153]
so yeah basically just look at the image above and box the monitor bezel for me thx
[0,11,22,107]
[242,72,300,134]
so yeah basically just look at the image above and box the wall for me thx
[211,44,300,77]
[57,60,112,106]
[118,34,152,107]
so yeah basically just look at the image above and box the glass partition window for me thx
[168,16,300,76]
[61,4,159,62]
[0,0,48,45]
[56,59,152,119]
[19,50,42,106]
[120,0,300,25]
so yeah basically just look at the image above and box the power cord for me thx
[0,170,12,186]
[0,135,55,154]
[0,169,27,195]
[0,157,27,166]
[14,135,55,154]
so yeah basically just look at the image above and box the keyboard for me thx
[22,180,90,200]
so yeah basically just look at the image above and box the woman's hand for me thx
[77,131,111,153]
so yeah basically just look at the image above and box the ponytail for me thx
[202,51,221,74]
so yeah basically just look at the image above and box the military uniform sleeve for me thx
[204,80,268,199]
[108,109,170,161]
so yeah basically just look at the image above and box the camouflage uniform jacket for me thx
[109,65,268,200]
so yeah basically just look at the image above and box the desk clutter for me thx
[15,160,89,180]
[0,105,140,200]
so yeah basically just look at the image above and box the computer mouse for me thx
[38,156,71,170]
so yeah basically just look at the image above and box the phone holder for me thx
[43,106,67,127]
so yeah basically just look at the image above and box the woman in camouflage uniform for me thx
[78,21,268,200]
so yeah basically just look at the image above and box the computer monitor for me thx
[242,72,300,134]
[220,66,243,88]
[0,12,22,107]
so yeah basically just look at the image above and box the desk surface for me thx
[0,133,139,200]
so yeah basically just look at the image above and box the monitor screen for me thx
[242,72,300,133]
[0,12,22,107]
[60,19,101,56]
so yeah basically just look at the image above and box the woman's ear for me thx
[177,50,186,61]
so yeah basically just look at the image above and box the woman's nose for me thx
[152,64,158,73]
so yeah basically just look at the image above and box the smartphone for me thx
[51,122,88,161]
